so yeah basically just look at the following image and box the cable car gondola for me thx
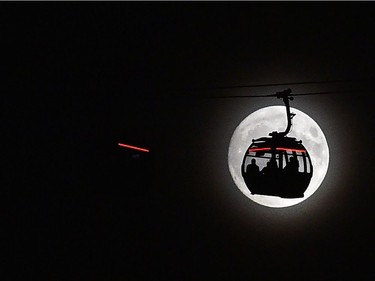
[241,89,313,198]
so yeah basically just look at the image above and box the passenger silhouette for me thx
[246,159,259,174]
[244,159,260,189]
[284,156,299,173]
[261,158,278,176]
[281,156,302,197]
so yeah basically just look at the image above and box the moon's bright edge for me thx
[228,106,329,208]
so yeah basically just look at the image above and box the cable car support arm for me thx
[276,89,295,137]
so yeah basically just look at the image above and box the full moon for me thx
[228,106,329,208]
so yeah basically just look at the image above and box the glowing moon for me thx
[228,106,329,208]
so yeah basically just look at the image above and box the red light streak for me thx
[118,143,150,153]
[249,148,271,152]
[276,147,306,153]
[249,147,306,153]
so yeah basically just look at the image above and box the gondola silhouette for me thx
[241,89,313,198]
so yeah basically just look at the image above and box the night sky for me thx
[5,3,375,280]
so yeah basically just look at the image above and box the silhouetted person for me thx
[284,156,299,173]
[246,159,259,174]
[281,156,303,197]
[261,158,278,176]
[244,159,260,190]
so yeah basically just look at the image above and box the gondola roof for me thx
[251,135,305,151]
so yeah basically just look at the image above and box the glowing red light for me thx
[118,143,150,153]
[276,147,306,153]
[249,148,271,152]
[249,147,306,153]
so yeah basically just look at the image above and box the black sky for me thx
[5,3,375,280]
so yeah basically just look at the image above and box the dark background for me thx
[4,3,374,280]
